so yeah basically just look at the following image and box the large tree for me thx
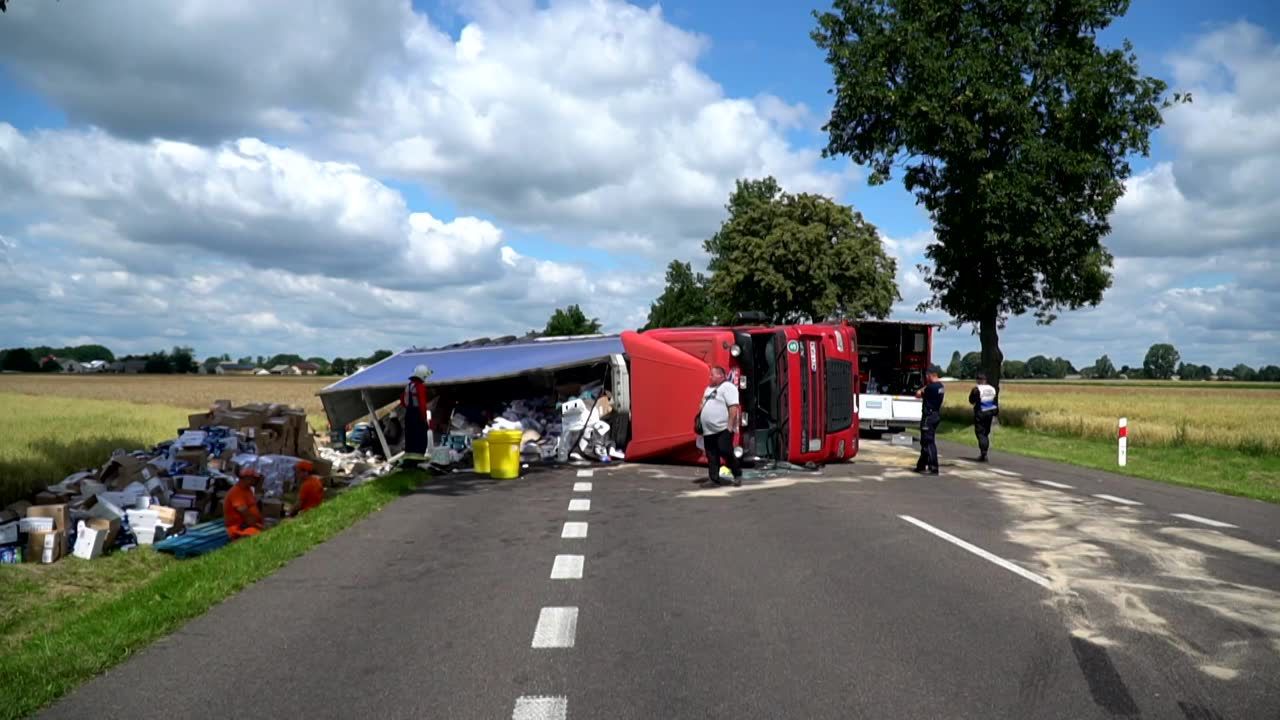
[704,177,898,323]
[544,305,602,337]
[644,261,721,330]
[2,348,40,372]
[1094,354,1116,380]
[944,350,963,378]
[814,0,1179,387]
[1143,343,1180,380]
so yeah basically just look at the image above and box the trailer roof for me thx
[317,335,624,429]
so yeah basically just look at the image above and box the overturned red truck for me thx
[318,321,868,467]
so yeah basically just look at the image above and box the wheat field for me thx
[943,381,1280,455]
[0,374,331,418]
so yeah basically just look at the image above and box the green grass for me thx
[936,420,1280,504]
[0,469,424,720]
[0,392,193,507]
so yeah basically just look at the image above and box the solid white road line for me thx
[1093,494,1143,506]
[512,696,568,720]
[550,554,584,579]
[561,521,588,539]
[989,468,1022,477]
[899,515,1053,590]
[573,482,593,492]
[568,498,591,512]
[1171,513,1238,529]
[532,607,578,648]
[576,469,595,477]
[1033,480,1075,490]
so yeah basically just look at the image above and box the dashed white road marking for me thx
[576,469,595,477]
[1171,513,1238,529]
[1093,493,1143,506]
[1033,480,1075,490]
[532,607,578,648]
[512,696,567,720]
[550,554,584,579]
[989,468,1022,477]
[568,498,591,512]
[561,521,588,538]
[573,482,593,492]
[899,515,1053,590]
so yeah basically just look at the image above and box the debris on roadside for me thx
[0,400,347,565]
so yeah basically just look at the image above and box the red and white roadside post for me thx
[1118,417,1128,467]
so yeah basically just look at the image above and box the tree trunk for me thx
[979,308,1004,390]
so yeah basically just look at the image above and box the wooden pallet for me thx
[153,519,230,559]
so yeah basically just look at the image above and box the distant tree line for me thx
[943,343,1279,382]
[1,345,396,376]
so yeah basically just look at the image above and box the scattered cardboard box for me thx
[0,519,19,545]
[72,523,107,560]
[28,530,66,564]
[85,516,121,546]
[260,498,284,520]
[26,503,70,532]
[18,517,54,533]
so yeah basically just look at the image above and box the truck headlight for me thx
[733,446,744,458]
[730,344,741,357]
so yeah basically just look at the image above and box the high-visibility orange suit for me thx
[225,470,265,540]
[297,474,324,513]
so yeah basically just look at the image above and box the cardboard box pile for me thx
[0,399,332,565]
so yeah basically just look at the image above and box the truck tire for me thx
[861,429,884,439]
[888,426,905,434]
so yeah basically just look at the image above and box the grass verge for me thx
[0,469,423,720]
[935,420,1280,504]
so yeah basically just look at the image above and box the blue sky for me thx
[0,0,1276,370]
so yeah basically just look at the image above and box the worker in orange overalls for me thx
[225,467,265,540]
[295,459,324,514]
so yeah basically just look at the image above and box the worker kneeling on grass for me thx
[225,468,266,540]
[295,460,324,514]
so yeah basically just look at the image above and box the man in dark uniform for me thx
[968,372,999,462]
[915,365,944,475]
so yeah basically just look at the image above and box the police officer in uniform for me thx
[968,372,999,462]
[914,365,944,475]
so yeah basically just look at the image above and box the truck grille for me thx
[825,358,854,433]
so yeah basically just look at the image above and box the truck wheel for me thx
[861,429,884,439]
[888,426,905,434]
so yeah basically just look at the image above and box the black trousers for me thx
[703,430,741,483]
[917,412,940,472]
[975,413,994,456]
[404,411,429,456]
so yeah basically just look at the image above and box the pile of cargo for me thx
[0,400,339,565]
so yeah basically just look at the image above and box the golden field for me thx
[944,380,1280,455]
[0,374,331,418]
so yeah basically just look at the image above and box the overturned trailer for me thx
[318,332,715,463]
[319,322,862,468]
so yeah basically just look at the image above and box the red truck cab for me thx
[642,323,858,465]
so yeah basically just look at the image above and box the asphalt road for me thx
[42,440,1280,719]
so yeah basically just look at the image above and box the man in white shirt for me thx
[697,366,742,487]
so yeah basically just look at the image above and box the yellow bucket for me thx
[472,438,490,474]
[488,429,524,480]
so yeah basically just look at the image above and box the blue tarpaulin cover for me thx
[318,336,624,429]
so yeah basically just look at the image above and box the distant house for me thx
[269,364,301,376]
[55,358,85,373]
[255,368,272,376]
[215,362,257,376]
[293,362,321,375]
[84,360,108,373]
[106,359,146,374]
